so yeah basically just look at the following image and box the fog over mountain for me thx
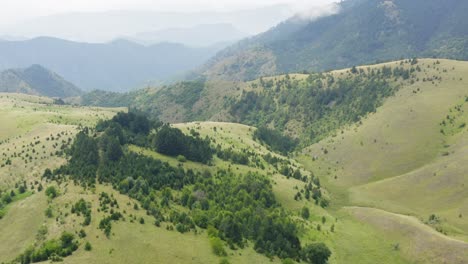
[0,1,336,44]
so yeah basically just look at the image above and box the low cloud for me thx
[289,1,341,21]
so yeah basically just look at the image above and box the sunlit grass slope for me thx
[299,59,468,263]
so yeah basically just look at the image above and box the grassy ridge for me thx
[298,59,468,263]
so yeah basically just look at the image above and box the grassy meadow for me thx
[298,59,468,263]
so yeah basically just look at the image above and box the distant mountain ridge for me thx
[201,0,468,81]
[0,6,291,43]
[0,64,82,98]
[0,37,224,92]
[127,23,248,47]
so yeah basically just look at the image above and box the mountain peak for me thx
[0,64,82,98]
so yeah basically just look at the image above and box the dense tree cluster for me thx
[153,125,213,164]
[215,146,251,165]
[59,129,99,184]
[253,127,298,154]
[230,63,418,144]
[16,232,79,264]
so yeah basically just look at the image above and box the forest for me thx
[230,62,417,144]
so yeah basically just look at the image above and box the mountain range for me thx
[201,0,468,81]
[0,6,292,43]
[127,23,248,47]
[0,37,223,92]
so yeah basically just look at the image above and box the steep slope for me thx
[297,59,468,263]
[0,65,82,98]
[0,37,223,92]
[202,0,468,81]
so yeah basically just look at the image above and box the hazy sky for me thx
[1,0,336,25]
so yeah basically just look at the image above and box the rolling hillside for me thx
[0,65,82,98]
[3,57,468,264]
[201,0,468,81]
[83,58,431,146]
[298,59,468,263]
[0,94,329,264]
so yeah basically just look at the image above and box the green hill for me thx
[0,65,83,98]
[3,56,468,264]
[298,59,468,263]
[84,58,432,146]
[200,0,468,81]
[0,94,331,264]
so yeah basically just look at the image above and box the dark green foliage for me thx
[254,127,298,154]
[216,147,251,165]
[111,111,152,135]
[2,192,13,204]
[101,136,123,162]
[78,229,86,238]
[44,207,53,218]
[103,153,196,192]
[99,212,123,238]
[231,67,409,144]
[42,169,52,179]
[301,207,310,220]
[16,232,79,264]
[71,199,92,226]
[45,186,58,199]
[153,124,213,163]
[57,130,99,185]
[97,111,157,147]
[301,243,331,264]
[18,184,26,194]
[84,242,92,251]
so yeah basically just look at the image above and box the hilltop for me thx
[0,65,82,98]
